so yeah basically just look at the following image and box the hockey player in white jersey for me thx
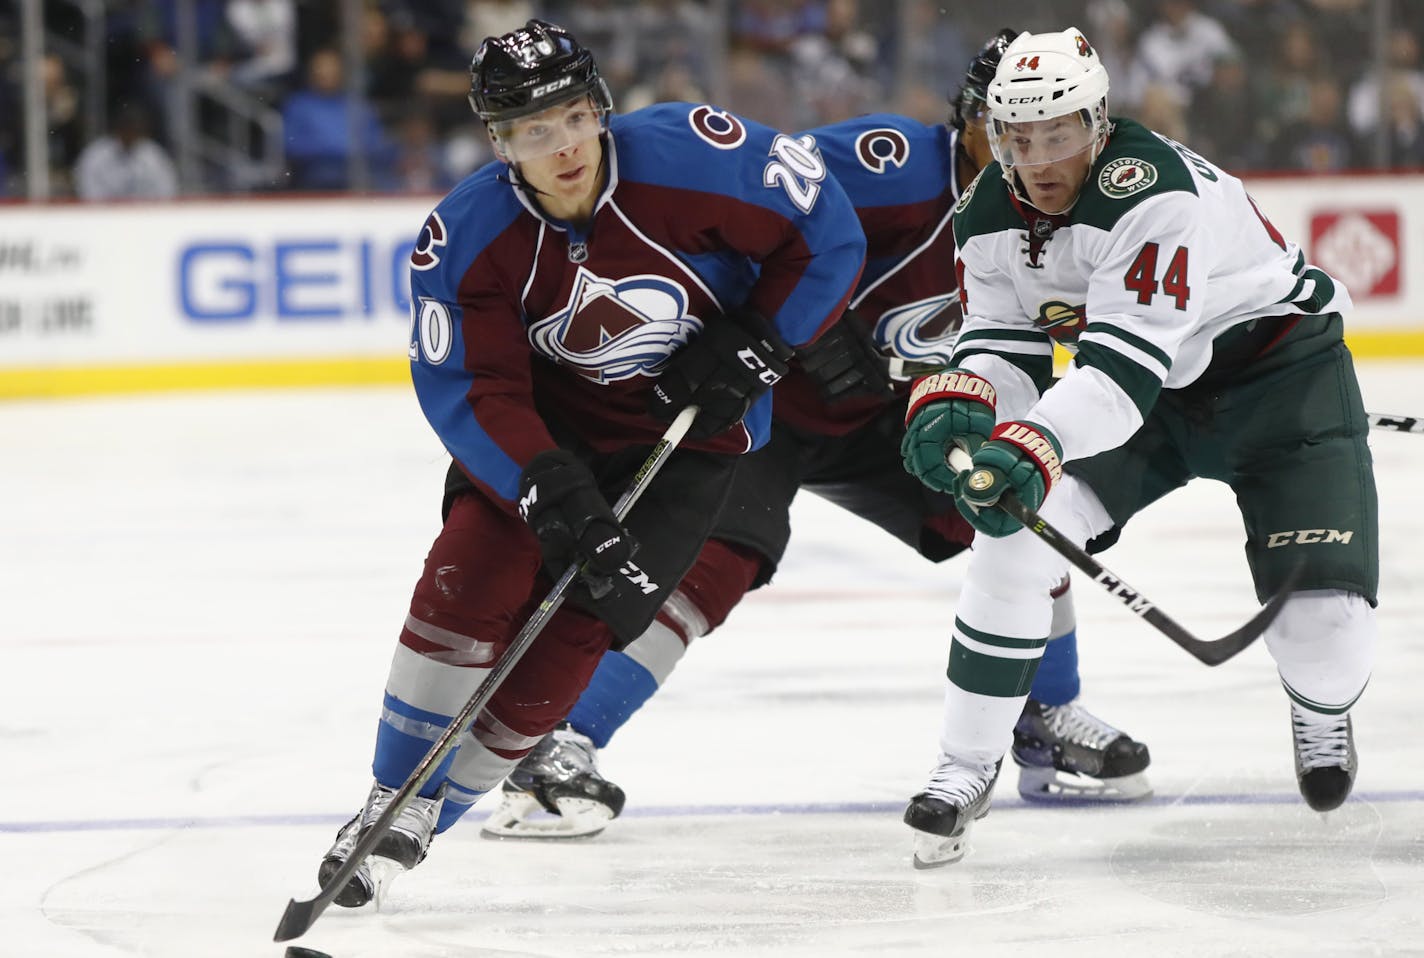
[900,27,1378,867]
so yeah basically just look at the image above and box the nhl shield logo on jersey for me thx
[1098,158,1158,199]
[528,267,701,383]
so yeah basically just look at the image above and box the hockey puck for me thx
[283,948,332,958]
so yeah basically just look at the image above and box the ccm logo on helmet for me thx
[530,76,573,98]
[1007,96,1045,104]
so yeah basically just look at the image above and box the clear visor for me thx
[488,95,609,163]
[988,111,1099,171]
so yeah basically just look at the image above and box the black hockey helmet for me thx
[949,28,1019,131]
[468,19,613,125]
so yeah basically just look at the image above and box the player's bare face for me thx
[496,98,607,220]
[993,115,1096,214]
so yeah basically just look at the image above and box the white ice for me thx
[1,363,1421,958]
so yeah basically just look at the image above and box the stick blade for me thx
[1187,561,1306,667]
[274,896,325,943]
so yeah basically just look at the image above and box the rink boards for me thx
[2,174,1424,399]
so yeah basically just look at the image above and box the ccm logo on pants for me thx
[1266,529,1355,548]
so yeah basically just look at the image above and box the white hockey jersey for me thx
[950,118,1351,464]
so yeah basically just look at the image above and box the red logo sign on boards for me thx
[1310,211,1400,299]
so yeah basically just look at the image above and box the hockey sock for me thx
[1028,580,1080,706]
[567,648,662,748]
[566,539,761,748]
[1266,589,1375,713]
[435,785,486,832]
[373,692,459,799]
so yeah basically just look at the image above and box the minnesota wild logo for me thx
[1098,157,1157,199]
[954,167,983,214]
[1035,300,1087,344]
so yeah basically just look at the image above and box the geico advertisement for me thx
[0,198,432,365]
[2,180,1422,371]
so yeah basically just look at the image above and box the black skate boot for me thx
[481,722,627,839]
[317,780,443,908]
[1291,704,1357,812]
[903,757,1001,868]
[317,814,373,908]
[1012,698,1152,802]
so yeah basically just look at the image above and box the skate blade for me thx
[367,857,408,912]
[480,792,614,840]
[910,823,973,869]
[1016,766,1153,803]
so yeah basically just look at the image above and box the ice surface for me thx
[2,362,1420,957]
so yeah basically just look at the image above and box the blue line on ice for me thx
[1,790,1419,834]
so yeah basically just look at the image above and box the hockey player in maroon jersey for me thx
[486,29,1155,843]
[310,19,866,907]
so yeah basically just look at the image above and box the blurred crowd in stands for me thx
[2,0,1423,199]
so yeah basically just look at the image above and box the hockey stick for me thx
[947,448,1300,667]
[274,405,699,943]
[896,360,1422,437]
[1368,413,1423,434]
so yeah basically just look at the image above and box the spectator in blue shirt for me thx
[281,47,394,191]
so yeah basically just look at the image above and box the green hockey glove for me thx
[955,420,1064,537]
[900,369,998,494]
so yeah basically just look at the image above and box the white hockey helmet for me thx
[985,28,1110,208]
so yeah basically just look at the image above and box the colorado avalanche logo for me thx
[854,128,910,173]
[410,211,447,271]
[874,293,963,366]
[528,267,702,383]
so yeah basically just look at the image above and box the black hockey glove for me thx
[796,312,895,403]
[518,450,637,582]
[649,306,794,440]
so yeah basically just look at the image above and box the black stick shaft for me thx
[946,448,1296,666]
[274,405,699,942]
[894,358,1419,437]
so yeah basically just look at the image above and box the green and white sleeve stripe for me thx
[950,328,1055,389]
[1075,322,1172,416]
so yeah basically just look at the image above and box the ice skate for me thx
[481,722,626,839]
[317,780,443,908]
[1290,704,1357,812]
[903,757,1000,868]
[316,813,374,908]
[1012,698,1152,802]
